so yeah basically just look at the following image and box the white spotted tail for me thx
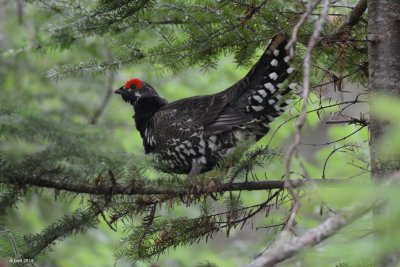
[239,33,296,136]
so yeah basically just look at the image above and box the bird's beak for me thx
[114,87,124,94]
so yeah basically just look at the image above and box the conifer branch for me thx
[0,187,22,216]
[21,204,102,259]
[2,175,341,196]
[319,0,367,46]
[0,228,20,260]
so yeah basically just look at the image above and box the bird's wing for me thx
[195,94,255,135]
[150,106,203,140]
[165,94,252,136]
[196,93,229,126]
[164,93,227,125]
[203,105,254,135]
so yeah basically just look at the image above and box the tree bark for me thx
[368,1,400,265]
[369,0,400,180]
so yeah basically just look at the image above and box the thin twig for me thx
[266,99,366,147]
[90,50,115,125]
[302,125,366,146]
[283,0,323,231]
[284,0,330,231]
[322,144,349,178]
[326,117,369,126]
[286,0,322,58]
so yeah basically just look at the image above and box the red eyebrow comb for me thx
[125,78,143,89]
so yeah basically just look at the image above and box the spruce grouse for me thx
[115,33,296,176]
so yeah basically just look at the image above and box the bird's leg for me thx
[188,160,219,201]
[183,161,203,205]
[188,160,203,194]
[188,161,202,179]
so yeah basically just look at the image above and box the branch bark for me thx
[245,201,374,267]
[319,0,367,46]
[1,176,340,196]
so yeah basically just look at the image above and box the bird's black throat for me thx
[133,96,167,152]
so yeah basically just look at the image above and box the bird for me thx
[114,33,296,177]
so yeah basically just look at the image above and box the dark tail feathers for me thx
[242,33,297,122]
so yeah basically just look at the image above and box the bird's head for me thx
[114,78,161,106]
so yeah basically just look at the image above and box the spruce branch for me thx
[118,216,220,261]
[0,187,23,216]
[0,228,20,260]
[47,50,144,79]
[319,0,368,47]
[117,189,287,261]
[20,0,368,78]
[21,203,103,259]
[75,0,154,34]
[1,174,341,196]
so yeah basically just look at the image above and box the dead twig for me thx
[245,201,374,267]
[90,50,115,125]
[284,0,330,231]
